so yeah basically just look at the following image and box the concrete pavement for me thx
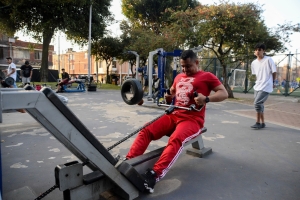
[1,90,299,200]
[142,92,300,131]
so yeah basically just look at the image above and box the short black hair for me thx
[25,61,29,64]
[254,43,266,50]
[180,50,198,61]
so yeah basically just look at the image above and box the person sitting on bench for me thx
[125,50,228,193]
[56,68,70,93]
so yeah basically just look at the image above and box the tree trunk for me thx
[222,63,234,98]
[40,30,54,82]
[106,60,110,84]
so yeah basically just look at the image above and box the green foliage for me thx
[164,1,287,97]
[91,37,124,83]
[121,0,199,34]
[0,0,112,82]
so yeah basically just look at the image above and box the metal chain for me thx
[107,113,165,151]
[33,111,165,199]
[34,184,58,200]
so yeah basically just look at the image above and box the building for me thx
[0,33,54,70]
[52,49,135,84]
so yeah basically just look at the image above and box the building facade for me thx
[52,50,136,84]
[0,33,54,70]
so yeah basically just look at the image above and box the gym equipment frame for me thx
[0,88,211,200]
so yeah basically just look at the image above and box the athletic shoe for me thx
[138,99,144,106]
[261,123,266,128]
[251,122,261,129]
[141,169,157,193]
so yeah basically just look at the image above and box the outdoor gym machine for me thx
[146,48,182,102]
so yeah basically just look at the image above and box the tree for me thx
[0,0,112,82]
[91,37,124,84]
[165,1,286,98]
[121,0,199,34]
[119,20,179,78]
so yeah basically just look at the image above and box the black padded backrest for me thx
[41,87,117,165]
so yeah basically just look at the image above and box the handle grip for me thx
[193,91,198,97]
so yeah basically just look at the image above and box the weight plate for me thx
[121,79,143,105]
[24,85,35,90]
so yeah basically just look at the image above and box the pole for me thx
[120,64,122,85]
[58,33,60,72]
[285,52,292,96]
[296,49,298,78]
[244,47,249,93]
[9,43,12,57]
[88,2,92,84]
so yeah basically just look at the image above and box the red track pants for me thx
[126,111,204,181]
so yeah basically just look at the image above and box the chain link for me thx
[107,113,165,151]
[35,111,165,199]
[34,184,58,200]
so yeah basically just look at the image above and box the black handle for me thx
[166,89,171,95]
[193,91,198,97]
[165,105,175,114]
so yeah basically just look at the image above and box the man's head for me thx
[25,61,29,65]
[254,43,266,58]
[61,68,65,72]
[180,50,199,76]
[6,57,12,64]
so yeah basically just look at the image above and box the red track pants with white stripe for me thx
[126,111,203,181]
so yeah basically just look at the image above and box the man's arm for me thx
[7,68,16,77]
[194,84,228,106]
[20,67,23,77]
[164,86,176,103]
[30,67,33,78]
[272,72,276,82]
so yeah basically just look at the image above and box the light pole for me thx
[8,37,15,57]
[87,2,92,84]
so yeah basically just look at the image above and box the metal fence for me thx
[198,53,300,97]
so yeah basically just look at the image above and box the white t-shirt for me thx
[251,56,276,93]
[8,62,17,81]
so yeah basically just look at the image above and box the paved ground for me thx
[1,90,299,200]
[142,92,300,131]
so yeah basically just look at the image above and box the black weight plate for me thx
[121,79,143,105]
[5,77,14,86]
[24,85,35,90]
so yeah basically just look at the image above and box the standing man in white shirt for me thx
[2,57,17,88]
[250,43,277,129]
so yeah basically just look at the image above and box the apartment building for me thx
[52,49,135,84]
[0,33,54,70]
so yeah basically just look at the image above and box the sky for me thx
[17,0,300,54]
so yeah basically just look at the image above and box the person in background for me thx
[2,57,17,88]
[2,57,26,113]
[20,60,33,86]
[56,68,70,93]
[250,43,276,129]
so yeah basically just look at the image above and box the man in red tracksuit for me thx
[126,50,228,193]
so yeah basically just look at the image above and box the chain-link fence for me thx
[198,53,300,97]
[156,52,300,98]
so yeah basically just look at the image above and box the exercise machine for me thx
[60,79,86,93]
[1,84,211,199]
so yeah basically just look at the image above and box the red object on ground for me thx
[35,85,41,91]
